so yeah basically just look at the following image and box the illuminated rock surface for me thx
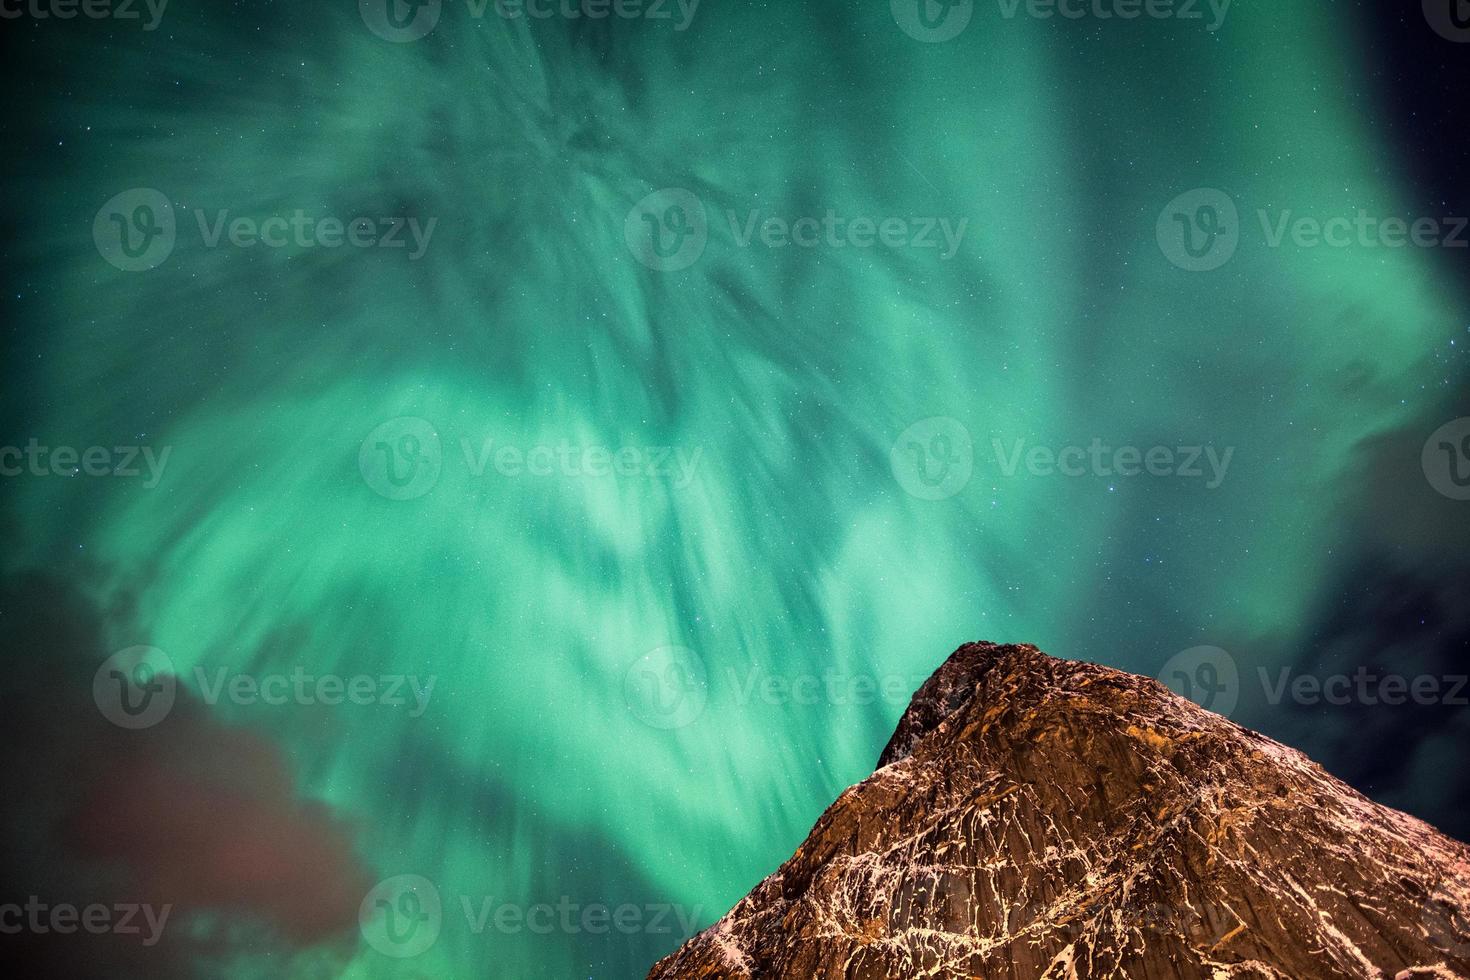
[649,643,1470,979]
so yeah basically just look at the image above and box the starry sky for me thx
[1,1,1468,977]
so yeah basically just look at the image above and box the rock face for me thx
[649,643,1470,980]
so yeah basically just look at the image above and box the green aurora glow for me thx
[3,1,1467,976]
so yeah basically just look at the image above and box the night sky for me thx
[1,0,1468,977]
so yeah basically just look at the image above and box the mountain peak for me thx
[651,643,1470,979]
[878,641,1069,768]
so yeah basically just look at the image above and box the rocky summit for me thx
[649,643,1470,980]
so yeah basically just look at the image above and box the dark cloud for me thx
[1234,399,1470,843]
[0,573,372,977]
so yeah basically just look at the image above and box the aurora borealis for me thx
[2,1,1469,977]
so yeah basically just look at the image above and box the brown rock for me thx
[649,642,1470,979]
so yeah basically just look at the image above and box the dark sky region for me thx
[1,0,1467,976]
